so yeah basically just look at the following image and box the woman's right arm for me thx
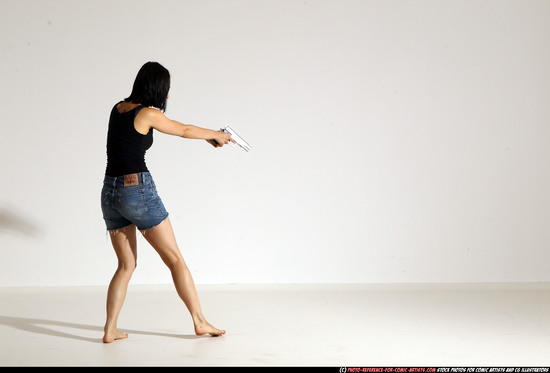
[137,107,234,146]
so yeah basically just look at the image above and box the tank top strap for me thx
[134,105,145,118]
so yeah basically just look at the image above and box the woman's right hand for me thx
[208,131,234,148]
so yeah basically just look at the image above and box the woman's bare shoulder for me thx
[137,106,164,120]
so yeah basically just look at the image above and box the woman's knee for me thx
[117,259,137,274]
[164,254,187,273]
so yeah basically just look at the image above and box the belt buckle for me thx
[124,173,139,187]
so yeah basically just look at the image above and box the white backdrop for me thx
[1,0,549,286]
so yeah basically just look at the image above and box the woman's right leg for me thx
[103,224,138,343]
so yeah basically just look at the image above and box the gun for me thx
[215,125,251,152]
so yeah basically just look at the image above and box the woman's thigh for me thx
[109,224,138,268]
[141,217,184,267]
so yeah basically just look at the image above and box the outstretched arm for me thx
[136,107,234,146]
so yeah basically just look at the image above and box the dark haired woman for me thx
[101,62,231,343]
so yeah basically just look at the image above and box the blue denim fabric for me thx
[101,172,169,231]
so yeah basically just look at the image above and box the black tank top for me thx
[105,101,153,177]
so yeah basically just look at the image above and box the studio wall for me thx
[1,0,549,286]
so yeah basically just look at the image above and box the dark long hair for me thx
[125,62,170,112]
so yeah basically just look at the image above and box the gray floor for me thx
[0,283,549,366]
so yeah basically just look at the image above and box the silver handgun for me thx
[221,125,251,152]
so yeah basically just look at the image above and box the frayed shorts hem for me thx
[105,214,169,236]
[138,214,169,234]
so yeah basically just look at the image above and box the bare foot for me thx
[194,322,226,337]
[103,329,128,343]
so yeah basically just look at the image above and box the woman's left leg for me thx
[141,217,225,336]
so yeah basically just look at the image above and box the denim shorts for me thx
[101,172,169,231]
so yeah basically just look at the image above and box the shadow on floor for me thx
[0,315,204,344]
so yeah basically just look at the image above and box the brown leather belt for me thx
[123,173,140,187]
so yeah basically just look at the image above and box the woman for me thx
[100,62,232,343]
